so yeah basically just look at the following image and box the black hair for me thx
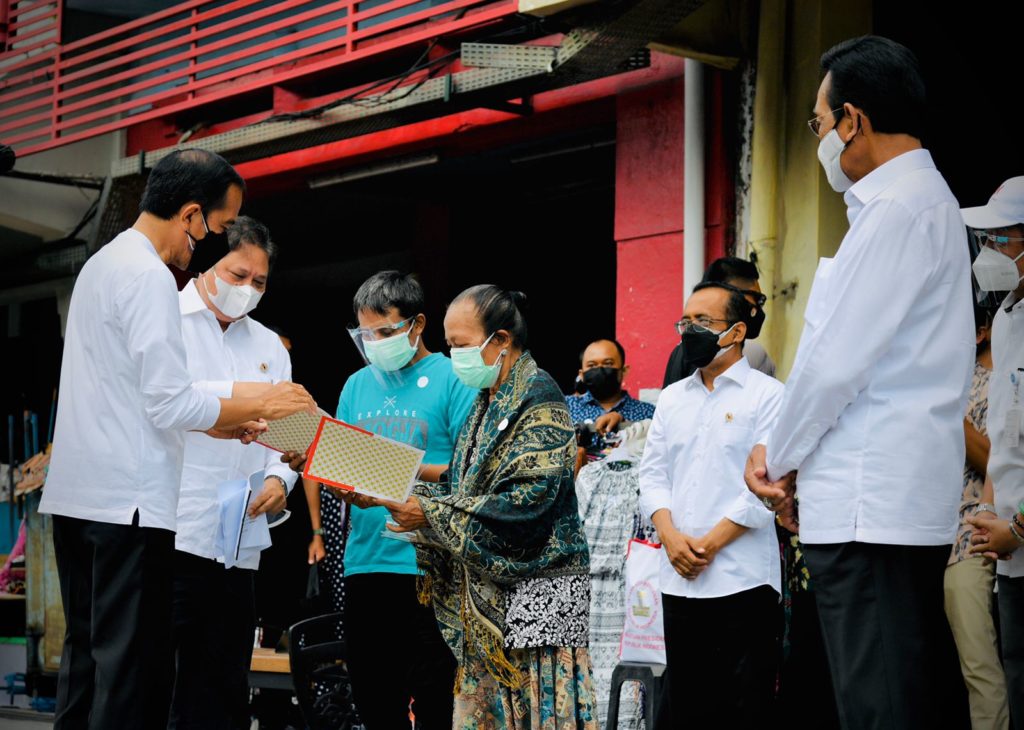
[702,256,760,286]
[974,302,995,332]
[451,285,528,349]
[692,281,751,339]
[579,339,627,366]
[226,216,277,269]
[821,35,926,140]
[352,271,424,320]
[139,148,245,220]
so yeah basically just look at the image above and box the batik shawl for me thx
[414,352,590,688]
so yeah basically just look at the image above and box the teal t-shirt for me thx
[337,352,477,576]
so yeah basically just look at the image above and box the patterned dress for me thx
[413,353,599,730]
[949,361,991,565]
[575,459,652,729]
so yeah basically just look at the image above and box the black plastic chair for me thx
[604,661,665,730]
[288,612,359,730]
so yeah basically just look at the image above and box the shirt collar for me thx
[683,356,752,391]
[844,148,935,210]
[179,279,207,315]
[1001,291,1024,314]
[580,391,629,411]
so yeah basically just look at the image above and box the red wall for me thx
[614,70,732,392]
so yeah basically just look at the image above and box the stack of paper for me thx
[214,469,273,568]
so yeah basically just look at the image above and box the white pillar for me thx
[683,58,705,305]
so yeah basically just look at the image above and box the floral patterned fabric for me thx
[453,646,599,730]
[950,362,991,565]
[505,574,590,649]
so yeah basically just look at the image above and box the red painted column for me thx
[614,77,685,392]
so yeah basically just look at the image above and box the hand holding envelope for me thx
[215,470,274,568]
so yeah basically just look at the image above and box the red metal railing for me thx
[0,0,516,157]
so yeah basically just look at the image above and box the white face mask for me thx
[817,128,855,193]
[203,272,263,319]
[973,245,1024,292]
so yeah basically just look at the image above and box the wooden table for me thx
[249,647,293,691]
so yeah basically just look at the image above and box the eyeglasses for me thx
[976,231,1024,248]
[675,317,732,335]
[742,289,768,307]
[348,315,417,341]
[807,107,844,137]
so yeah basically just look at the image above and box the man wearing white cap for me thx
[963,176,1024,729]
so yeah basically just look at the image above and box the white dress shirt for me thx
[639,357,783,599]
[41,229,222,531]
[176,282,297,568]
[987,293,1024,578]
[764,149,975,545]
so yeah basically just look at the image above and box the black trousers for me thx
[52,513,175,730]
[997,575,1024,730]
[344,573,456,730]
[169,550,256,730]
[803,542,967,730]
[774,588,839,729]
[662,584,778,727]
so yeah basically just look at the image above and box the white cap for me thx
[961,176,1024,229]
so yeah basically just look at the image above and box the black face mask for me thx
[746,307,766,339]
[681,325,733,370]
[582,367,622,400]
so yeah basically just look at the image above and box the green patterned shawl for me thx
[413,352,590,687]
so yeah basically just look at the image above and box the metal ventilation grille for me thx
[36,244,88,273]
[110,0,707,177]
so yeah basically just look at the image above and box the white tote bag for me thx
[619,538,666,664]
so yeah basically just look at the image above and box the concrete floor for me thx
[0,709,53,729]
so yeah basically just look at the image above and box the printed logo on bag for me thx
[626,580,660,630]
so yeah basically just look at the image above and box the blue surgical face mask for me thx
[450,333,507,389]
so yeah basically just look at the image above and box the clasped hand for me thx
[744,443,798,532]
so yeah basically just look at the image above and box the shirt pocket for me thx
[803,257,836,330]
[715,419,755,464]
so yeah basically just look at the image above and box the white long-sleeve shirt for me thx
[764,149,975,546]
[41,229,222,530]
[988,293,1024,579]
[175,282,296,568]
[639,357,784,599]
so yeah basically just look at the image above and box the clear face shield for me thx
[969,228,1015,308]
[346,314,422,389]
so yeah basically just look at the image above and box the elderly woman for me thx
[380,285,597,729]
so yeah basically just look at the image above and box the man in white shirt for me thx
[663,256,776,386]
[41,149,315,730]
[170,216,298,730]
[640,282,783,726]
[963,177,1024,730]
[745,36,974,729]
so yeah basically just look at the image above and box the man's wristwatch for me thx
[267,475,288,493]
[975,503,997,516]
